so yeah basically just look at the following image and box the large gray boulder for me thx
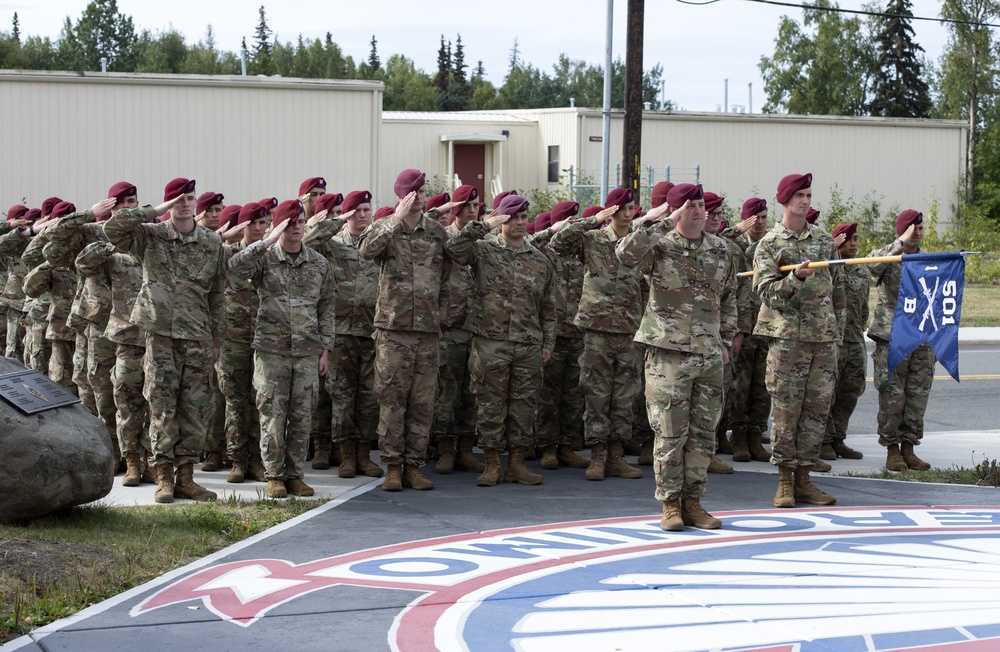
[0,357,113,522]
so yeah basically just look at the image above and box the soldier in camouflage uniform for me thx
[868,211,934,472]
[298,176,327,221]
[16,216,53,371]
[549,188,644,481]
[104,178,223,504]
[753,173,845,509]
[445,193,557,487]
[359,169,451,492]
[229,200,337,499]
[617,183,737,531]
[528,201,590,470]
[0,207,37,361]
[0,206,30,356]
[821,222,868,461]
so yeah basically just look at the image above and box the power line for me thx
[679,0,1000,28]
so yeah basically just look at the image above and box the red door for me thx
[454,144,486,192]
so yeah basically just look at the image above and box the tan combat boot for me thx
[286,478,315,496]
[356,441,384,478]
[730,427,751,462]
[539,444,559,470]
[141,453,157,484]
[819,442,837,460]
[402,464,434,490]
[110,437,123,474]
[708,456,734,474]
[154,463,175,504]
[682,497,722,529]
[382,464,402,492]
[247,451,268,482]
[637,439,653,466]
[174,462,217,502]
[794,466,836,505]
[660,499,683,531]
[811,457,832,472]
[746,428,771,462]
[476,450,503,487]
[338,440,357,478]
[773,466,795,508]
[557,444,589,469]
[832,440,864,459]
[435,439,457,474]
[201,450,224,472]
[585,442,606,481]
[227,460,247,484]
[504,447,543,485]
[456,436,485,473]
[267,479,288,498]
[122,451,142,487]
[605,440,642,479]
[885,444,907,471]
[311,437,331,470]
[901,441,931,470]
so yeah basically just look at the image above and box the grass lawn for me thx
[868,283,1000,327]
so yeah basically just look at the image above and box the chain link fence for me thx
[567,165,702,209]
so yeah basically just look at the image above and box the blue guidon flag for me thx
[889,251,965,381]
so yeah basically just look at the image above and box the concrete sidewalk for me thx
[958,326,1000,343]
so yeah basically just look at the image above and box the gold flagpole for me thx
[737,252,979,278]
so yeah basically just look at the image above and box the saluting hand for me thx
[833,232,847,247]
[153,195,183,217]
[594,205,617,226]
[900,223,918,246]
[90,197,117,221]
[395,191,417,220]
[668,200,691,224]
[485,213,510,230]
[219,221,249,241]
[737,215,756,233]
[306,209,329,227]
[264,217,291,246]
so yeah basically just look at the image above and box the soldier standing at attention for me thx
[104,178,225,504]
[867,211,934,472]
[299,177,327,221]
[0,207,37,361]
[617,183,737,530]
[549,188,644,482]
[0,205,30,358]
[445,193,556,487]
[359,169,451,492]
[229,199,337,499]
[753,173,845,509]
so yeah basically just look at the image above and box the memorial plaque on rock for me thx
[0,369,81,414]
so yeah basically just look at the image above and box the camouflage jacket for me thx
[442,221,476,330]
[549,217,644,335]
[228,241,336,356]
[445,220,557,350]
[752,222,846,343]
[45,210,110,330]
[305,219,378,338]
[842,262,871,343]
[23,259,77,341]
[75,242,144,347]
[221,240,259,345]
[358,212,450,334]
[617,224,737,355]
[0,229,30,310]
[530,226,584,339]
[104,206,226,346]
[719,236,755,335]
[21,234,50,320]
[866,239,916,342]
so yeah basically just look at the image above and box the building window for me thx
[548,146,560,183]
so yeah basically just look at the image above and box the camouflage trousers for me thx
[824,339,867,443]
[143,333,213,467]
[374,329,438,467]
[580,330,641,445]
[204,367,227,454]
[86,327,117,441]
[730,334,771,434]
[765,338,836,468]
[632,371,654,444]
[50,338,77,396]
[872,340,934,447]
[645,347,723,502]
[328,334,378,444]
[534,335,584,448]
[431,328,477,444]
[253,350,318,481]
[310,374,333,449]
[218,340,259,463]
[70,332,92,410]
[470,336,543,451]
[5,308,25,360]
[112,343,150,454]
[27,319,50,373]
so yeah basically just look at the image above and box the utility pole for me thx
[600,0,614,201]
[622,0,644,195]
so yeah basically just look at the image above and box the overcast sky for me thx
[4,0,952,112]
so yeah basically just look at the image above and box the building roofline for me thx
[0,69,384,92]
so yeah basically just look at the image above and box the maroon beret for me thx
[550,201,579,223]
[666,183,704,208]
[343,190,372,214]
[478,202,486,217]
[832,222,858,241]
[7,205,29,222]
[274,199,304,227]
[164,178,196,202]
[41,197,62,215]
[24,208,41,223]
[374,206,395,221]
[604,187,635,210]
[239,202,269,226]
[805,208,820,225]
[525,222,537,235]
[776,173,812,204]
[719,220,729,232]
[196,191,224,214]
[634,206,644,219]
[492,190,518,210]
[451,185,479,215]
[298,177,327,197]
[895,209,923,236]
[498,194,529,216]
[704,192,724,214]
[258,197,278,212]
[394,169,426,198]
[108,182,137,204]
[741,197,767,221]
[535,211,552,231]
[220,204,242,230]
[426,192,450,211]
[51,201,76,219]
[651,181,675,208]
[315,193,344,214]
[582,205,602,218]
